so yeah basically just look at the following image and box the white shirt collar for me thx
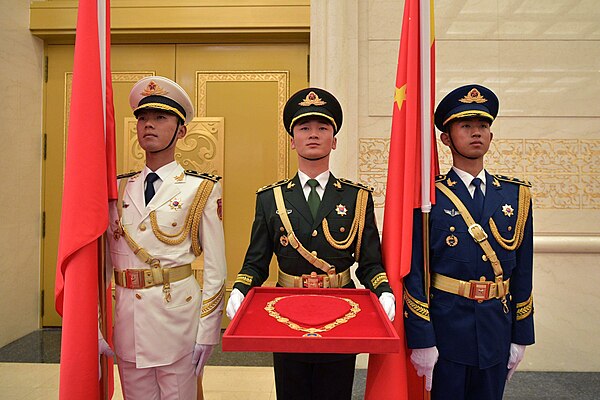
[297,170,330,190]
[452,166,486,196]
[143,160,178,182]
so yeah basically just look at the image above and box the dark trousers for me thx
[431,357,509,400]
[273,353,356,400]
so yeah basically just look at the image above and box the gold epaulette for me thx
[256,179,290,194]
[435,174,446,183]
[117,170,140,180]
[494,174,532,187]
[184,170,222,182]
[338,178,374,192]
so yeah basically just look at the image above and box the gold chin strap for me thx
[436,182,509,313]
[273,186,337,279]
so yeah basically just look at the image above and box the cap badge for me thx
[336,204,348,217]
[459,88,487,104]
[141,80,168,96]
[502,204,514,217]
[299,91,327,107]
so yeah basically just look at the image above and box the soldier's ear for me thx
[331,136,337,150]
[290,136,296,150]
[440,131,451,147]
[490,131,494,142]
[177,124,187,139]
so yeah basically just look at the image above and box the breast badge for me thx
[446,234,458,247]
[335,204,348,216]
[444,208,460,217]
[169,198,183,210]
[502,204,514,217]
[280,235,289,247]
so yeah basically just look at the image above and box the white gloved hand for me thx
[226,288,245,320]
[507,343,526,381]
[97,327,114,380]
[192,343,215,376]
[410,346,439,391]
[378,292,396,321]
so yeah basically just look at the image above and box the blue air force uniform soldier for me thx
[404,85,535,399]
[226,87,396,400]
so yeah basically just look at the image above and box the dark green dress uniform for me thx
[233,173,392,400]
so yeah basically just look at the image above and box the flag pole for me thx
[98,234,109,400]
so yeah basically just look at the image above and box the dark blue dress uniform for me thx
[404,84,535,400]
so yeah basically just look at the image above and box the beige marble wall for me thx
[312,0,600,371]
[0,2,44,347]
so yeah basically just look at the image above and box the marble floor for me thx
[1,329,599,399]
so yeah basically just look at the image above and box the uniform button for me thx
[186,296,192,302]
[482,255,488,262]
[139,224,146,231]
[312,230,318,237]
[479,276,486,281]
[477,300,483,303]
[340,227,345,233]
[311,251,318,257]
[172,222,178,227]
[135,294,142,300]
[280,227,285,232]
[449,226,455,232]
[508,226,513,231]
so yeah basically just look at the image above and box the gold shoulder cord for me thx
[321,188,368,261]
[489,185,531,251]
[149,179,214,256]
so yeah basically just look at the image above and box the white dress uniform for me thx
[107,161,226,399]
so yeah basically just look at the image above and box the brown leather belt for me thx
[432,273,510,301]
[114,264,192,289]
[277,268,352,289]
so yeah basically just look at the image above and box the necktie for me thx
[471,177,484,218]
[145,172,160,205]
[307,179,321,219]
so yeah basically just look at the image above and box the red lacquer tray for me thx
[222,287,401,354]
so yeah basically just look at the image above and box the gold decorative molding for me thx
[359,138,600,210]
[123,117,224,176]
[195,71,290,180]
[30,1,310,43]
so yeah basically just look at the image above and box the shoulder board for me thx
[117,170,140,180]
[435,174,446,183]
[338,178,374,192]
[184,170,222,182]
[493,174,532,187]
[256,179,289,194]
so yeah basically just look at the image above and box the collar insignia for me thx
[336,204,348,216]
[444,209,461,217]
[492,178,501,187]
[299,91,327,107]
[447,178,457,187]
[459,88,487,104]
[287,181,296,189]
[502,204,514,217]
[174,172,185,182]
[334,180,342,189]
[141,80,168,96]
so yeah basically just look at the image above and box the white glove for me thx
[507,343,526,381]
[410,346,439,391]
[192,343,215,376]
[226,288,245,320]
[97,327,114,380]
[378,292,396,321]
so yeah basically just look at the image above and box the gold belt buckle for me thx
[468,224,488,243]
[302,272,325,288]
[125,269,145,289]
[468,280,492,300]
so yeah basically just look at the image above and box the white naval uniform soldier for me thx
[105,76,227,400]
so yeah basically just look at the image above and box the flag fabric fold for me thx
[55,0,117,399]
[365,0,438,399]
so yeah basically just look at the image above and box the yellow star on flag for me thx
[395,84,406,110]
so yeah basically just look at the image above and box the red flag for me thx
[365,0,438,399]
[54,0,117,399]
